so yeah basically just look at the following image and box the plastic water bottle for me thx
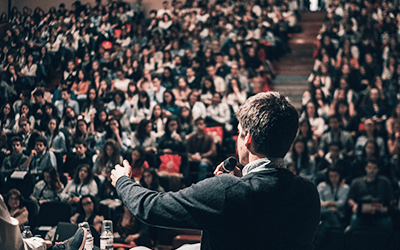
[79,222,93,250]
[22,226,33,239]
[100,220,113,250]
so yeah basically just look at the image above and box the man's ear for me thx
[245,132,252,148]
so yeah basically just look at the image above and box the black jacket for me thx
[116,160,320,250]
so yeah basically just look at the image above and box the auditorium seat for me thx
[33,201,72,237]
[345,227,393,250]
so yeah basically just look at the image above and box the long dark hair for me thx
[325,168,343,190]
[200,76,216,94]
[94,108,108,132]
[5,189,23,210]
[73,164,94,185]
[291,136,310,170]
[0,102,14,120]
[124,146,146,169]
[139,168,162,191]
[98,139,120,171]
[164,116,182,135]
[45,117,60,136]
[42,166,62,195]
[105,118,124,139]
[135,119,152,142]
[137,90,150,109]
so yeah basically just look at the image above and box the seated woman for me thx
[125,147,148,181]
[172,77,191,107]
[30,166,64,208]
[113,205,153,249]
[70,194,103,234]
[139,168,164,192]
[13,102,36,133]
[72,118,95,152]
[43,117,67,155]
[160,90,181,117]
[157,116,186,154]
[60,106,78,136]
[317,168,350,227]
[222,78,247,113]
[5,189,29,226]
[284,136,316,181]
[130,91,156,126]
[131,119,157,156]
[95,118,130,153]
[93,139,122,182]
[60,164,98,206]
[106,89,132,117]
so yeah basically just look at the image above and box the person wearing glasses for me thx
[60,164,98,206]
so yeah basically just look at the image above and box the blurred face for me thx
[43,172,51,184]
[207,66,215,76]
[152,78,160,87]
[8,195,20,210]
[294,141,305,154]
[300,122,309,135]
[66,108,75,118]
[164,92,172,103]
[48,119,57,132]
[153,105,162,117]
[329,118,339,130]
[35,142,46,154]
[329,145,340,159]
[328,171,340,185]
[212,93,221,104]
[168,120,178,132]
[145,122,152,133]
[3,104,10,115]
[81,197,94,215]
[131,150,141,161]
[370,89,379,102]
[365,142,375,156]
[115,94,122,104]
[89,89,96,100]
[365,162,379,179]
[178,78,186,88]
[79,167,89,183]
[306,103,315,117]
[12,141,22,154]
[105,145,114,157]
[364,119,374,133]
[21,105,29,114]
[143,172,153,186]
[338,103,348,115]
[61,91,70,101]
[99,111,107,122]
[76,142,86,155]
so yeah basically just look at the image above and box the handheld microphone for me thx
[220,157,237,173]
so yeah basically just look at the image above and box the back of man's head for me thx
[236,92,298,158]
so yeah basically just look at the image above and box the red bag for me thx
[159,154,182,174]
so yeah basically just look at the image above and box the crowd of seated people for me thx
[283,0,400,247]
[0,0,300,248]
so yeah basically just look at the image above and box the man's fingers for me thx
[123,159,132,175]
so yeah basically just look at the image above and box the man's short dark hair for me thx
[11,136,22,144]
[328,114,341,123]
[19,117,29,125]
[22,89,31,98]
[366,156,379,167]
[61,88,71,94]
[236,92,299,158]
[329,141,342,150]
[33,89,44,97]
[75,139,87,148]
[35,136,48,146]
[194,117,205,125]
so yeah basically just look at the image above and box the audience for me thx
[4,0,400,247]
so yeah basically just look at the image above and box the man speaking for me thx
[111,92,320,250]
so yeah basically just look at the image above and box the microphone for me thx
[220,157,237,173]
